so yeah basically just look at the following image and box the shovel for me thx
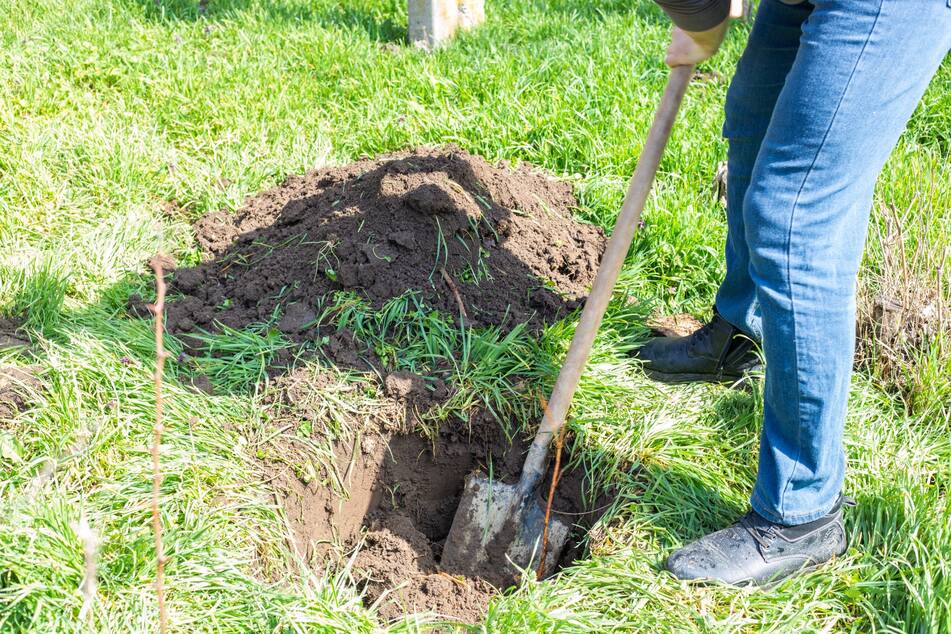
[440,65,696,581]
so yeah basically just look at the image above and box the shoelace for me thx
[688,318,737,372]
[740,497,857,551]
[739,511,779,550]
[688,320,716,348]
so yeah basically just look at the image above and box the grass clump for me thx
[1,257,71,336]
[858,150,951,418]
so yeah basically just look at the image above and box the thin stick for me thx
[439,267,469,322]
[148,255,170,634]
[75,512,98,627]
[536,394,568,579]
[938,247,947,357]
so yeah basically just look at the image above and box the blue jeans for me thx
[715,0,951,524]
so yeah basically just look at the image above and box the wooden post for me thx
[408,0,485,49]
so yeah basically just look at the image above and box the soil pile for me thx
[161,146,605,338]
[263,368,603,623]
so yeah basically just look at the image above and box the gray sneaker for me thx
[666,496,854,587]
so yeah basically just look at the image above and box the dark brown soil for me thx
[646,312,704,338]
[0,317,30,352]
[0,365,43,423]
[262,368,605,624]
[156,146,605,343]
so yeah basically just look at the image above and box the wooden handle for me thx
[517,65,694,495]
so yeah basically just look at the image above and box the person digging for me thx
[637,0,951,585]
[440,0,949,590]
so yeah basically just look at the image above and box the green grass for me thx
[1,0,949,631]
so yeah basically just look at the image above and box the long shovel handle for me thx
[516,64,694,497]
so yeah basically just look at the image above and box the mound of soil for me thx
[160,146,605,339]
[263,368,603,623]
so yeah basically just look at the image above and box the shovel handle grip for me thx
[517,65,694,497]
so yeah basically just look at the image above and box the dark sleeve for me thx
[653,0,730,31]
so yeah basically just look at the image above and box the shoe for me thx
[666,496,854,587]
[636,309,761,383]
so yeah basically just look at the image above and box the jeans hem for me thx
[750,487,838,526]
[713,304,761,344]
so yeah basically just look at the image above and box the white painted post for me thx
[408,0,485,49]
[457,0,485,30]
[408,0,457,49]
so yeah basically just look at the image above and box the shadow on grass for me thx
[132,0,407,41]
[598,384,762,561]
[129,0,668,42]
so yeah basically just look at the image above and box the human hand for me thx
[664,20,730,68]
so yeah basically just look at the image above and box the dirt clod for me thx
[277,302,317,334]
[384,371,427,400]
[0,365,43,422]
[0,317,30,352]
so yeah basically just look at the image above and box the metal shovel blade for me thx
[440,472,571,583]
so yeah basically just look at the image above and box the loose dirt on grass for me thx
[0,365,43,423]
[0,317,30,352]
[646,312,704,338]
[157,145,605,341]
[260,367,602,623]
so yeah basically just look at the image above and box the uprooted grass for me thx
[1,0,950,631]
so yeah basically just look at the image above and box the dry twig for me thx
[75,512,99,626]
[148,255,171,634]
[439,267,468,322]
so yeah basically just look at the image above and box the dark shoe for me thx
[666,496,855,587]
[636,309,761,383]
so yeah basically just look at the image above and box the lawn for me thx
[1,0,949,631]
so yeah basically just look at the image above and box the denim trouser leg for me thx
[716,0,813,342]
[738,0,951,524]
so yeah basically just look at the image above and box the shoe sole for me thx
[667,549,846,590]
[644,369,758,385]
[669,559,829,590]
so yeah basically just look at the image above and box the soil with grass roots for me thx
[151,146,611,622]
[263,367,602,623]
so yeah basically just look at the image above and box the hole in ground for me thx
[266,412,604,623]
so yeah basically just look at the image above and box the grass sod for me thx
[0,0,949,631]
